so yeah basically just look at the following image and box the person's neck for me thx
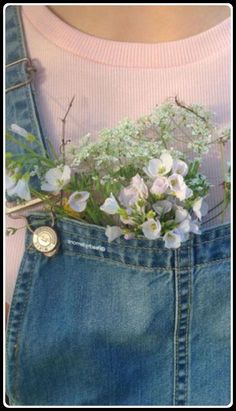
[48,5,230,43]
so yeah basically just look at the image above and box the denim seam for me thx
[193,257,231,269]
[6,252,38,403]
[49,230,172,252]
[13,255,36,403]
[39,250,172,274]
[54,229,230,250]
[188,267,193,406]
[184,241,192,404]
[173,249,179,405]
[45,250,230,271]
[6,251,29,349]
[176,247,182,405]
[174,247,192,405]
[193,235,230,246]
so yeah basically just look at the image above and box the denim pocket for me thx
[5,215,231,405]
[6,246,176,405]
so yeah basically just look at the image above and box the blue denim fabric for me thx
[5,5,50,202]
[6,213,231,406]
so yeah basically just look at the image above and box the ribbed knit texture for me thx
[5,6,231,305]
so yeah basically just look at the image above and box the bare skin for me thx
[48,5,231,43]
[5,5,231,326]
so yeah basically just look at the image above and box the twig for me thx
[174,95,208,123]
[202,208,227,225]
[219,141,227,223]
[207,199,225,214]
[59,95,75,206]
[60,95,75,164]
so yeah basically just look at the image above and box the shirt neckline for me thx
[22,5,231,68]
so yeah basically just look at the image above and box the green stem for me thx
[45,138,61,162]
[6,133,55,166]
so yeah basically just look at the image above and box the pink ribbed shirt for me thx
[5,6,231,306]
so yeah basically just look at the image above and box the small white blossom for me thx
[68,191,90,212]
[130,174,149,199]
[172,159,188,176]
[168,173,185,192]
[118,174,148,208]
[124,232,136,240]
[192,197,209,220]
[119,207,136,226]
[143,153,173,178]
[189,220,201,234]
[6,172,31,201]
[105,226,123,242]
[175,206,190,223]
[10,124,29,138]
[100,193,120,215]
[41,165,71,194]
[185,186,194,199]
[152,200,172,215]
[174,206,191,242]
[118,186,139,208]
[177,219,191,241]
[173,227,190,242]
[6,173,17,191]
[163,230,181,249]
[168,174,193,201]
[150,176,169,195]
[141,218,161,240]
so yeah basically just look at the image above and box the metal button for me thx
[33,226,58,254]
[43,243,60,257]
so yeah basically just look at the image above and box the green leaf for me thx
[26,133,36,143]
[186,159,200,179]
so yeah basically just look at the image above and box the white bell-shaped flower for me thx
[192,198,209,220]
[100,193,120,215]
[163,230,182,249]
[68,191,90,212]
[41,165,71,194]
[105,226,123,242]
[141,218,161,240]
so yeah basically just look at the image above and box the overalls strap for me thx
[5,5,51,201]
[5,5,49,157]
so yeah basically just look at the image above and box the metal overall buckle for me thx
[32,214,60,257]
[6,200,60,258]
[6,57,37,93]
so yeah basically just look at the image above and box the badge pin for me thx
[32,226,59,255]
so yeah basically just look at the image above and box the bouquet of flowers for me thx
[5,97,230,249]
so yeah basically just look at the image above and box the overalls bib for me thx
[5,6,231,406]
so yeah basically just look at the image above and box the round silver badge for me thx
[32,226,58,254]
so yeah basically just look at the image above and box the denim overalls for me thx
[5,6,231,406]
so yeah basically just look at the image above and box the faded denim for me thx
[6,214,231,406]
[5,5,231,406]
